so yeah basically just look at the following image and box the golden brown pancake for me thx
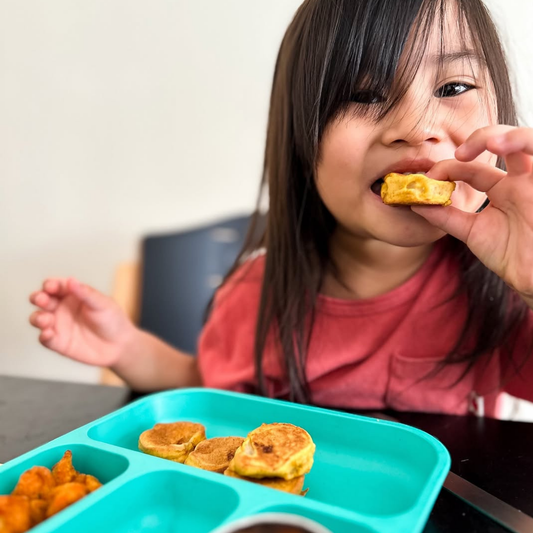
[231,423,315,480]
[184,437,245,473]
[224,467,305,495]
[381,172,456,206]
[138,421,206,463]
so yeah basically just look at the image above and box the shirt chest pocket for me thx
[385,352,475,415]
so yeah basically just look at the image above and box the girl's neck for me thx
[322,227,435,300]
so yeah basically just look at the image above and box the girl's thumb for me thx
[67,278,107,311]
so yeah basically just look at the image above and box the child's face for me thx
[316,11,496,248]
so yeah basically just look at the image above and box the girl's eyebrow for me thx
[433,50,487,66]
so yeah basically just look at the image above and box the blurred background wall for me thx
[1,0,532,384]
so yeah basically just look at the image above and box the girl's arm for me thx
[29,277,201,392]
[111,328,202,392]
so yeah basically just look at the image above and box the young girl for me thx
[29,0,533,418]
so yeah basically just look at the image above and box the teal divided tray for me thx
[0,388,450,533]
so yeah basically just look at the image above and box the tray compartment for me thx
[0,443,129,495]
[47,469,241,533]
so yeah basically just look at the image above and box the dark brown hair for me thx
[223,0,529,403]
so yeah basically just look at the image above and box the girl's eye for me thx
[435,82,476,98]
[350,90,386,104]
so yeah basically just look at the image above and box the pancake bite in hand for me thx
[184,436,245,473]
[138,421,206,463]
[381,173,456,206]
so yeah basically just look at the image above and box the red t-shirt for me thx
[198,240,533,417]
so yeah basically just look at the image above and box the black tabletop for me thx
[1,375,530,533]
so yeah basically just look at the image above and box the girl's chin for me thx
[369,210,447,247]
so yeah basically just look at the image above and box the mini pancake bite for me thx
[184,436,245,473]
[138,421,206,463]
[230,423,315,480]
[224,467,306,495]
[380,172,456,206]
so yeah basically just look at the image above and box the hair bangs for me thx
[318,0,514,132]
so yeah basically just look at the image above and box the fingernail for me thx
[455,145,466,157]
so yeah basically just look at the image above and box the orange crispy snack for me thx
[2,451,103,532]
[28,500,47,527]
[0,495,32,533]
[12,467,55,501]
[45,483,88,518]
[74,474,102,493]
[52,451,78,485]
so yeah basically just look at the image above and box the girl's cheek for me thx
[451,88,497,145]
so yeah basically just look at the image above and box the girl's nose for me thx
[380,97,445,147]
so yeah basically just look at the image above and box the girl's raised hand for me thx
[29,278,137,367]
[412,125,533,305]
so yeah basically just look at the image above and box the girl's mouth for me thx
[371,178,384,196]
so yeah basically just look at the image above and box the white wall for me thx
[485,0,533,126]
[1,0,531,384]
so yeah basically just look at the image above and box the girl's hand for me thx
[29,278,138,367]
[412,125,533,305]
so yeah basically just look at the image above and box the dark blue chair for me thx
[139,214,257,355]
